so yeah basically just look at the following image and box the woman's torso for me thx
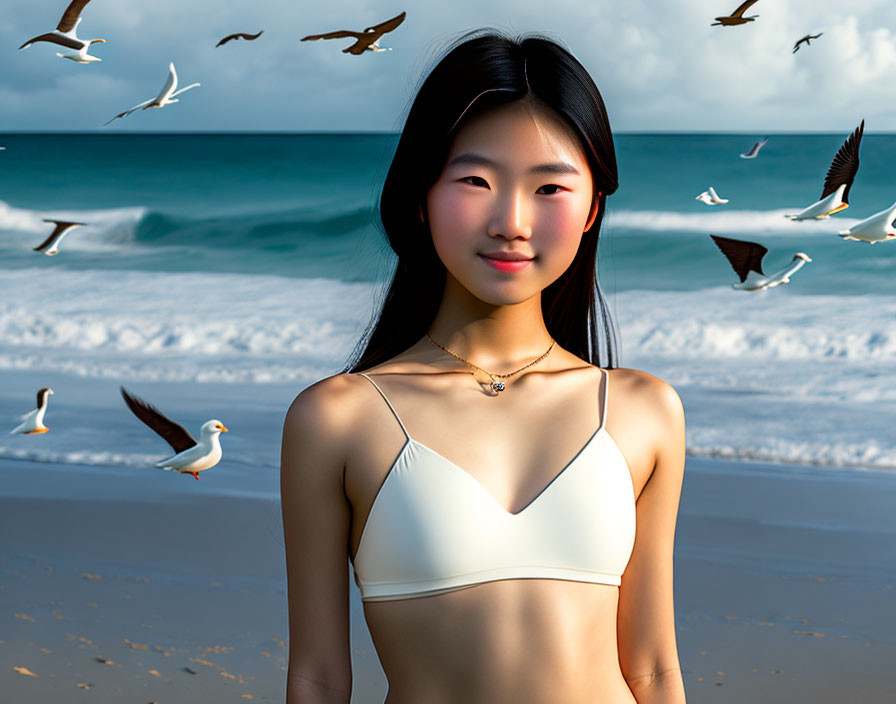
[342,360,655,703]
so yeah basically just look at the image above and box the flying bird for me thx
[10,388,54,435]
[793,33,823,53]
[120,387,228,479]
[838,201,896,244]
[33,219,86,255]
[105,63,200,126]
[787,120,864,220]
[739,137,768,159]
[710,234,811,291]
[216,30,263,48]
[696,186,729,205]
[711,0,760,26]
[300,11,406,54]
[18,0,105,63]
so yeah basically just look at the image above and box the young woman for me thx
[281,30,687,704]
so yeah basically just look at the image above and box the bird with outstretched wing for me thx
[216,30,263,48]
[301,12,406,54]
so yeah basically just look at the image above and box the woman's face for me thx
[426,100,598,306]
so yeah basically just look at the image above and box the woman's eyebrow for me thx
[447,153,581,176]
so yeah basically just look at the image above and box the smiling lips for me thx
[478,252,535,272]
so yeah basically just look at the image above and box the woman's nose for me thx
[487,189,532,239]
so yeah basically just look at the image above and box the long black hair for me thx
[342,29,620,373]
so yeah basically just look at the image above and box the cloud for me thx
[2,0,896,131]
[557,0,896,130]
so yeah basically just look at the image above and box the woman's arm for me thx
[281,376,355,704]
[616,373,687,703]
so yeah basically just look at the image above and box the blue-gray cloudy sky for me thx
[3,0,896,132]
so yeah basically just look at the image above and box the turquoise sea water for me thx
[1,133,894,472]
[1,133,894,291]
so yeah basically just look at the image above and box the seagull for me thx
[696,186,729,205]
[18,0,105,63]
[216,30,263,48]
[120,387,228,479]
[300,11,406,54]
[711,0,760,26]
[787,120,864,220]
[710,234,811,291]
[838,201,896,244]
[33,219,86,255]
[793,33,823,53]
[739,137,768,159]
[104,63,200,126]
[10,388,54,435]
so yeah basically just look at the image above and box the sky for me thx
[2,0,896,132]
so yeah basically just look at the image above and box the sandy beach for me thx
[2,455,894,703]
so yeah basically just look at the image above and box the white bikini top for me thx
[351,368,636,602]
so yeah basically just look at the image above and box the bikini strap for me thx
[355,373,411,441]
[598,367,610,432]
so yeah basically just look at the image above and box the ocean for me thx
[1,132,894,486]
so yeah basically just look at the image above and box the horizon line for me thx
[2,129,894,136]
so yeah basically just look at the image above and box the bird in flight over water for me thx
[739,137,768,159]
[696,187,729,205]
[120,387,229,480]
[837,201,896,244]
[10,388,54,435]
[787,120,864,220]
[710,235,811,291]
[33,219,86,255]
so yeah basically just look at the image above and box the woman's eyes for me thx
[459,177,565,194]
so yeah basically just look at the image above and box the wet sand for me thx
[1,456,894,703]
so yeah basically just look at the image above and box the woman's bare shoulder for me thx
[607,367,682,412]
[282,372,373,447]
[607,367,685,450]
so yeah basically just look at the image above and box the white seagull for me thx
[710,234,811,291]
[11,388,54,435]
[696,186,729,205]
[19,0,105,63]
[739,137,768,159]
[33,219,86,255]
[787,120,864,220]
[120,387,228,480]
[838,201,896,244]
[105,63,200,126]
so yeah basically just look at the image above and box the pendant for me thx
[490,380,506,393]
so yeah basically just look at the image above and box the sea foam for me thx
[607,208,861,234]
[0,268,377,382]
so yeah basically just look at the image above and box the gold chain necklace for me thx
[425,333,556,394]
